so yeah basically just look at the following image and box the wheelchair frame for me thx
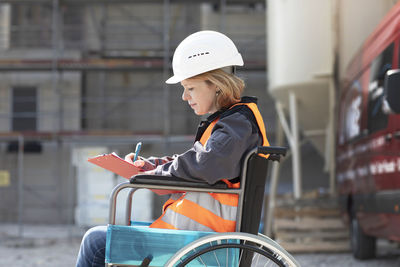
[106,146,300,267]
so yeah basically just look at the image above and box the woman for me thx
[76,30,269,267]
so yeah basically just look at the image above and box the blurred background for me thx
[0,0,399,265]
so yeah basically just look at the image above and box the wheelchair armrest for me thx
[257,146,287,161]
[110,175,233,225]
[130,174,228,190]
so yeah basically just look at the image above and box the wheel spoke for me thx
[192,247,206,267]
[253,249,261,266]
[198,255,206,266]
[225,243,228,267]
[211,241,221,267]
[238,239,245,263]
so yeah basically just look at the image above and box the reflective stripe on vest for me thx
[150,102,269,232]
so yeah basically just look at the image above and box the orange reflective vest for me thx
[149,102,269,232]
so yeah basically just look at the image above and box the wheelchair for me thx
[106,146,300,267]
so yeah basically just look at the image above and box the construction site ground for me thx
[0,224,399,267]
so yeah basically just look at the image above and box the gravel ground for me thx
[0,224,83,267]
[1,224,399,266]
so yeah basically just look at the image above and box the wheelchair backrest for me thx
[239,153,269,234]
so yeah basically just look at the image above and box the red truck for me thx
[337,2,400,260]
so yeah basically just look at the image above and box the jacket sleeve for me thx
[154,112,261,184]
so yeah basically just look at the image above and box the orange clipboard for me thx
[88,153,182,195]
[87,152,140,179]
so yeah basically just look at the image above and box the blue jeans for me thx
[76,225,107,267]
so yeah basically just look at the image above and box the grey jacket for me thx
[145,97,264,185]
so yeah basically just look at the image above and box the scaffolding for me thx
[0,0,268,236]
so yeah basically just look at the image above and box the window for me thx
[10,5,52,48]
[339,80,363,144]
[12,87,37,131]
[367,43,394,133]
[10,4,82,48]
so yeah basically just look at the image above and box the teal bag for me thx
[105,223,238,266]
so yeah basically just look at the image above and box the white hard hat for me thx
[166,30,244,84]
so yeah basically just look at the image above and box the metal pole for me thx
[327,78,336,196]
[52,0,62,131]
[163,0,171,153]
[56,138,64,224]
[220,0,226,33]
[265,117,284,236]
[289,92,301,199]
[52,0,59,73]
[275,101,293,145]
[67,144,75,239]
[276,101,302,198]
[100,71,106,128]
[0,4,11,50]
[125,188,138,226]
[52,0,59,77]
[17,134,24,237]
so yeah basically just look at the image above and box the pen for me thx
[133,142,142,162]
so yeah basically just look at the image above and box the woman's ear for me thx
[210,83,219,94]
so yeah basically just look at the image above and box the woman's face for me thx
[181,79,218,115]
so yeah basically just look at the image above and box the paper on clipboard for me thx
[87,152,140,179]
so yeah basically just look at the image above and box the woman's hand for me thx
[124,153,136,164]
[125,153,156,172]
[133,160,145,169]
[125,153,146,169]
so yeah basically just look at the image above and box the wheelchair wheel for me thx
[165,232,300,267]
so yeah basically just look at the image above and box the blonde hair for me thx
[191,68,245,110]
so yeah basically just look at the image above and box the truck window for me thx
[367,43,393,133]
[338,80,363,145]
